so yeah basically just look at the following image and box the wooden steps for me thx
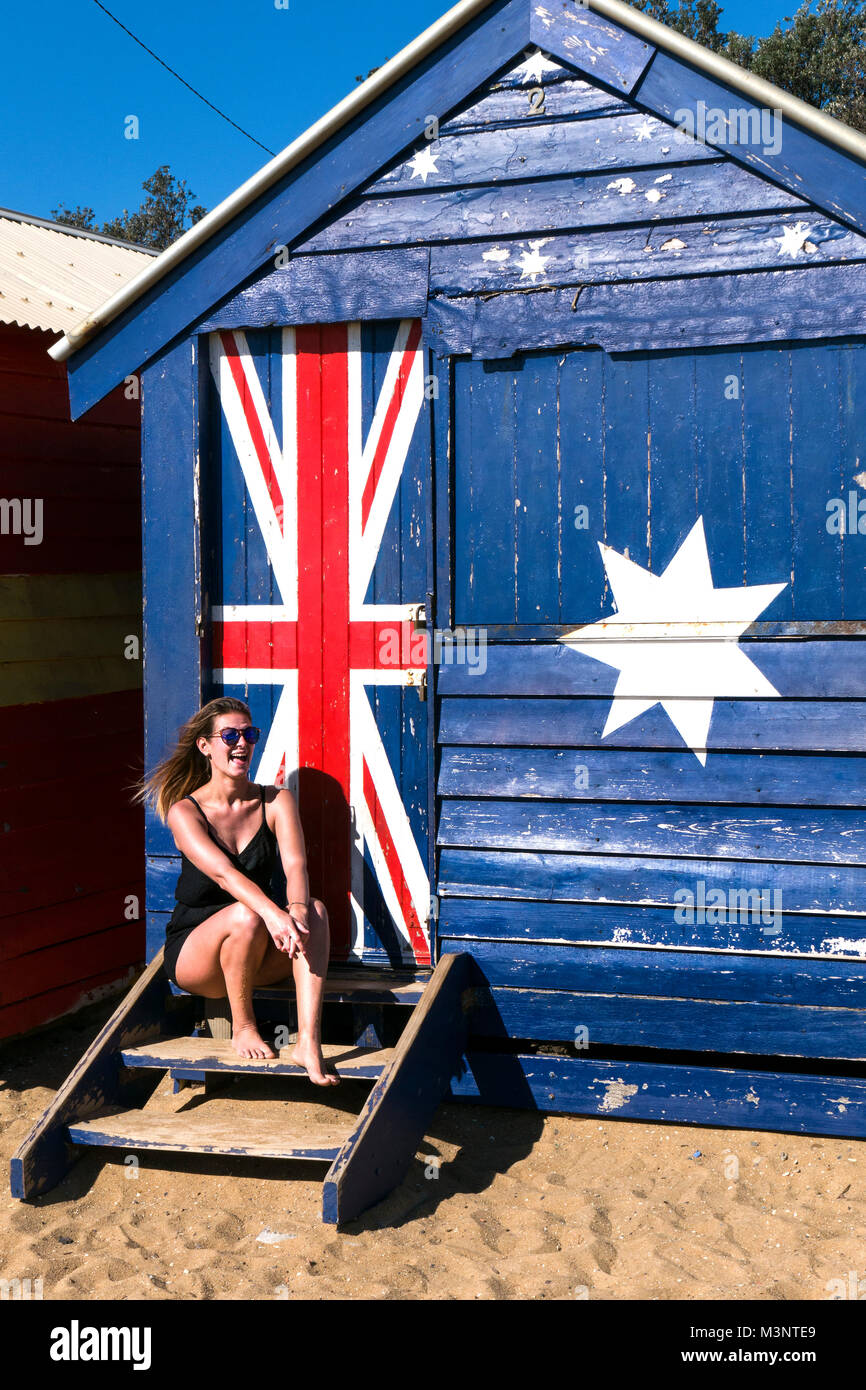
[119,1037,393,1080]
[68,1108,355,1162]
[10,949,478,1225]
[254,968,428,1007]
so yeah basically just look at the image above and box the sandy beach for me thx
[1,995,863,1302]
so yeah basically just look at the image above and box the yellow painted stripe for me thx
[0,572,142,707]
[0,571,139,621]
[0,657,141,707]
[1,616,140,662]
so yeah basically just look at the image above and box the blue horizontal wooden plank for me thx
[438,745,866,806]
[437,696,866,753]
[425,262,866,359]
[367,111,713,193]
[194,249,430,330]
[437,799,866,865]
[64,0,529,417]
[529,3,654,94]
[447,1052,866,1137]
[448,939,866,1006]
[437,896,866,957]
[635,49,866,236]
[440,75,628,131]
[435,639,866,697]
[302,161,804,254]
[463,987,866,1060]
[437,847,866,914]
[428,214,866,295]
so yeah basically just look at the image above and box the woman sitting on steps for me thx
[137,696,339,1085]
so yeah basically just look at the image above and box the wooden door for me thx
[204,320,433,966]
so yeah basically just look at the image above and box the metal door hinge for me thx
[406,669,427,700]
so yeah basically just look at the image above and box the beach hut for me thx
[13,0,866,1221]
[0,209,153,1039]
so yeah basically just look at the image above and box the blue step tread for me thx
[119,1037,393,1079]
[67,1107,355,1162]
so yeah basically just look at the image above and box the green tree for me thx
[630,0,866,133]
[52,166,207,250]
[101,166,207,250]
[50,204,97,232]
[750,1,866,130]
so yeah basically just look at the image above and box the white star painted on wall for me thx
[513,49,561,83]
[407,145,441,183]
[558,518,787,764]
[634,118,655,141]
[518,240,552,280]
[775,221,816,258]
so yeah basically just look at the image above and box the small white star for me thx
[558,518,787,764]
[518,240,551,281]
[407,145,440,183]
[635,118,655,141]
[775,221,814,259]
[513,48,561,84]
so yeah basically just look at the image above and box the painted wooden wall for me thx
[0,323,144,1039]
[278,47,866,1069]
[117,14,866,1118]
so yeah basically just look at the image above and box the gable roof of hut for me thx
[49,0,866,416]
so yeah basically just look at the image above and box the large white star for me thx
[512,48,561,83]
[408,145,440,183]
[558,517,787,764]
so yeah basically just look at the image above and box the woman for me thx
[138,696,338,1085]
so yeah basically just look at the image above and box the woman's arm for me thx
[166,800,307,955]
[269,788,311,932]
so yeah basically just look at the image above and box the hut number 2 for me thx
[528,87,546,115]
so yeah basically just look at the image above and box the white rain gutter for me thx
[48,0,866,363]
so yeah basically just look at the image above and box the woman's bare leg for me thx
[172,902,289,1059]
[288,899,339,1086]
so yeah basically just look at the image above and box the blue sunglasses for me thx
[215,725,261,746]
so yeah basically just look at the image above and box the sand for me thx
[1,996,863,1302]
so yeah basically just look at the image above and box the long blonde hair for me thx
[135,696,252,822]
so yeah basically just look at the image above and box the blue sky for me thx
[3,0,803,227]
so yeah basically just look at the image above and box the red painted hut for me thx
[0,208,154,1038]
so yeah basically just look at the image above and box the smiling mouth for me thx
[229,751,249,763]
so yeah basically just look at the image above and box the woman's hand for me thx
[265,906,309,958]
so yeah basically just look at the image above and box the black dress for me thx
[163,784,280,987]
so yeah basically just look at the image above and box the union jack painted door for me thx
[203,320,432,967]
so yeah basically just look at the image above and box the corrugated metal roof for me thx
[0,208,155,335]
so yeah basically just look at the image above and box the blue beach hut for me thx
[13,0,866,1222]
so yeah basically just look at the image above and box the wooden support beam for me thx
[321,952,476,1225]
[9,950,171,1199]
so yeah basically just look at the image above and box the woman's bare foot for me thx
[289,1037,340,1086]
[231,1024,276,1060]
